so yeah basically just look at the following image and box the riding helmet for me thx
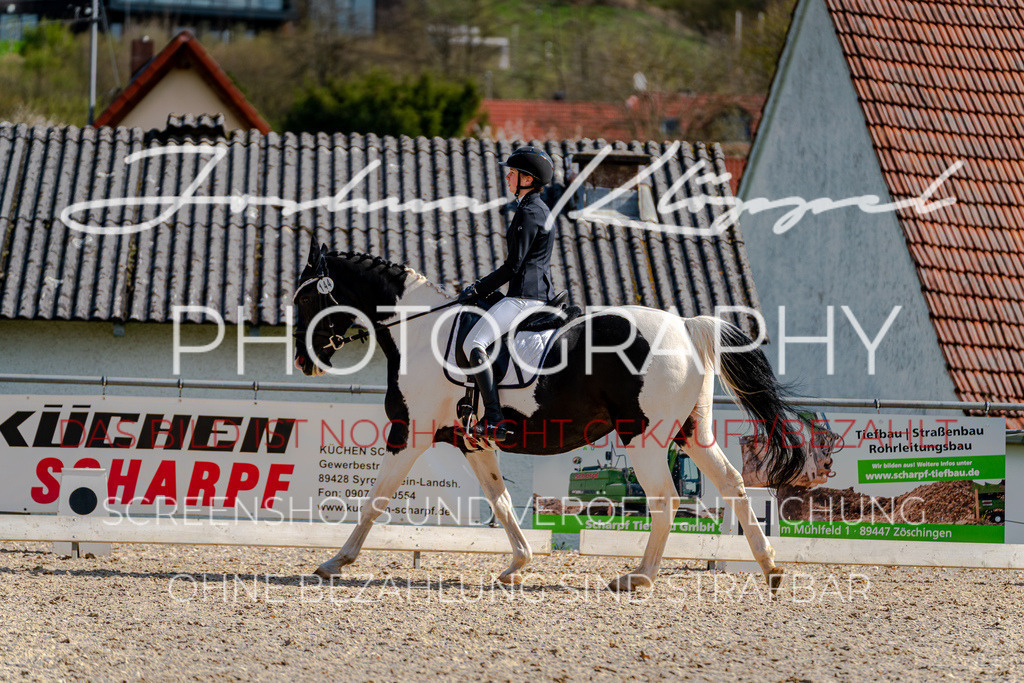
[500,146,554,185]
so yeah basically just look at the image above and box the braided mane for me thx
[330,250,445,297]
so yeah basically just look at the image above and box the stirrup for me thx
[471,418,513,446]
[456,390,476,427]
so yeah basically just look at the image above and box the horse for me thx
[291,235,809,593]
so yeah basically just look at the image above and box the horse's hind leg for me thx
[314,446,427,578]
[465,449,532,585]
[683,409,784,596]
[607,444,680,592]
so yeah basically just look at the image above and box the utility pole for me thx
[87,0,98,124]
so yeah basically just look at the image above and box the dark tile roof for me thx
[0,122,760,332]
[825,0,1024,422]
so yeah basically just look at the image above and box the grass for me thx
[0,41,24,57]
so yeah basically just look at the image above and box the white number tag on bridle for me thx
[316,277,334,294]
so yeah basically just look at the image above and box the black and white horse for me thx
[292,237,808,593]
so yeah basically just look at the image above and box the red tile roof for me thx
[825,0,1024,424]
[93,31,271,134]
[476,99,625,141]
[474,95,761,193]
[723,156,747,196]
[476,95,764,142]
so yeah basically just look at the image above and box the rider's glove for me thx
[457,283,478,304]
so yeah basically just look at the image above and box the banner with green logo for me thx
[759,413,1006,543]
[531,412,1007,544]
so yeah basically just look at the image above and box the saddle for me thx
[442,290,579,390]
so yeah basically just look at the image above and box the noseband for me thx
[293,256,362,353]
[293,255,462,356]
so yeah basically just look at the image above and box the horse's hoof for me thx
[497,571,524,586]
[607,573,652,593]
[766,567,784,597]
[314,562,343,579]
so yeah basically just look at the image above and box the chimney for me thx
[131,37,154,78]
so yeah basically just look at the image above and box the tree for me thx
[655,0,769,34]
[283,70,481,138]
[0,23,94,125]
[738,0,798,91]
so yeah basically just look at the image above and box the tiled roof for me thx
[476,95,764,143]
[825,0,1024,421]
[93,31,271,134]
[477,99,625,141]
[475,96,762,194]
[722,156,747,196]
[0,123,761,333]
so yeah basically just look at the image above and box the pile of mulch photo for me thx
[893,480,980,525]
[531,494,583,516]
[777,480,979,525]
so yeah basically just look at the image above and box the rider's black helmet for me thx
[500,146,554,185]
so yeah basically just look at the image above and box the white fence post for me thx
[716,488,776,572]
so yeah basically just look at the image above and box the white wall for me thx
[0,320,384,402]
[739,0,959,404]
[120,69,248,132]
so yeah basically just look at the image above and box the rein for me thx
[295,265,461,352]
[328,299,461,348]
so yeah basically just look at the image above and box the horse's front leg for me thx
[465,448,532,585]
[314,446,427,578]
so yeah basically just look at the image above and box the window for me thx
[567,151,656,223]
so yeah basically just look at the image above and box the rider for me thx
[457,145,556,442]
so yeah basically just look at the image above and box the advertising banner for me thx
[531,432,727,537]
[765,413,1006,543]
[0,394,481,525]
[532,411,1007,543]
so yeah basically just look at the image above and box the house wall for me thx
[739,0,959,404]
[119,69,248,131]
[0,320,383,402]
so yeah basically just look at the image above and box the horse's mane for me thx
[329,250,446,298]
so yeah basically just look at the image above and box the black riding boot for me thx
[468,348,510,443]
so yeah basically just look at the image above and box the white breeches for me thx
[462,296,545,358]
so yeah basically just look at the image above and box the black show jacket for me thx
[474,191,555,301]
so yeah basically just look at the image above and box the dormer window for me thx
[568,151,657,223]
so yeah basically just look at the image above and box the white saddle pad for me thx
[443,315,559,389]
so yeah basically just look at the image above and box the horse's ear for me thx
[315,243,330,277]
[306,234,318,267]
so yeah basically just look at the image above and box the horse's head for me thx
[292,236,410,376]
[292,235,362,376]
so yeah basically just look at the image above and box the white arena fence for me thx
[580,531,1024,570]
[0,515,553,556]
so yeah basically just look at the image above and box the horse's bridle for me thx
[293,254,360,354]
[293,255,460,356]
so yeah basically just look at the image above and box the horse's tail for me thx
[685,315,806,488]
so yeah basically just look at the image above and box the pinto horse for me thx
[292,237,807,593]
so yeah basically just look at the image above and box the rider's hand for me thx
[457,283,478,304]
